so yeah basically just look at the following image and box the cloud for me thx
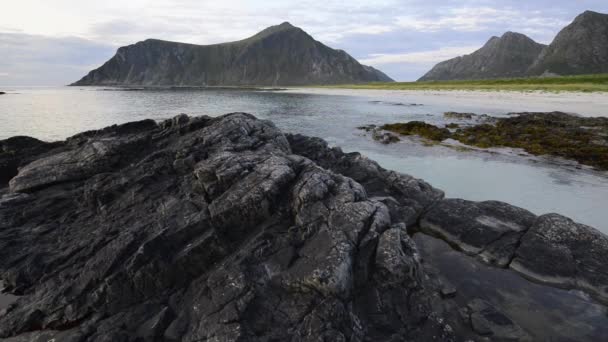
[360,46,480,65]
[0,33,115,86]
[1,0,607,82]
[396,6,569,37]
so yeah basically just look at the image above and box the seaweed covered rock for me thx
[371,112,608,170]
[381,121,450,142]
[451,112,608,169]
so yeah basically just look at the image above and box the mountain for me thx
[528,11,608,76]
[419,10,608,81]
[72,22,393,86]
[418,32,546,81]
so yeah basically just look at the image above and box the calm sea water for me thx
[1,86,607,232]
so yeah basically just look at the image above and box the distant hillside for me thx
[420,10,608,81]
[72,22,393,86]
[418,32,546,81]
[528,11,608,76]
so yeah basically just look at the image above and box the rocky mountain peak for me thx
[71,22,393,86]
[575,10,606,22]
[527,10,608,75]
[418,31,545,81]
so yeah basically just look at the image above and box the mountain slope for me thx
[72,22,393,86]
[528,11,608,76]
[418,32,546,81]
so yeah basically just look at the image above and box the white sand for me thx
[285,88,608,117]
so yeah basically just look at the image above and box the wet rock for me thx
[421,198,608,305]
[463,299,530,341]
[372,129,400,144]
[355,125,400,144]
[381,121,450,141]
[439,279,457,298]
[511,214,608,304]
[420,199,537,267]
[444,112,476,120]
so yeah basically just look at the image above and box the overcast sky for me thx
[0,0,607,85]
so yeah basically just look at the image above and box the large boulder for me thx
[0,113,452,341]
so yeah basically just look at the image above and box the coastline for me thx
[285,87,608,117]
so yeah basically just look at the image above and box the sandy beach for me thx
[287,88,608,117]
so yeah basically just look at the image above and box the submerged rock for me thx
[0,113,606,341]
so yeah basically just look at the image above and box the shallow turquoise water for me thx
[1,86,607,232]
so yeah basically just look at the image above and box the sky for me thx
[0,0,607,85]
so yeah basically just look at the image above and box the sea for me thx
[1,86,607,233]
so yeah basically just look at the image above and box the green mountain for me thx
[72,22,393,86]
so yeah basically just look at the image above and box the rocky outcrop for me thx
[418,32,546,81]
[1,113,607,341]
[71,22,393,87]
[528,11,608,76]
[421,199,608,304]
[0,113,451,341]
[0,136,62,185]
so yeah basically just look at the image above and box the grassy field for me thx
[322,74,608,92]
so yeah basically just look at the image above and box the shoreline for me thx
[284,87,608,117]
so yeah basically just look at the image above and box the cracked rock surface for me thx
[0,113,607,341]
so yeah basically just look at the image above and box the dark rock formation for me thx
[0,137,62,185]
[419,32,546,81]
[71,22,393,87]
[1,113,607,341]
[420,199,537,267]
[528,11,608,76]
[0,92,6,95]
[421,199,608,305]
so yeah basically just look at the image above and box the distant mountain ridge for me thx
[72,22,393,86]
[419,10,608,81]
[418,32,546,81]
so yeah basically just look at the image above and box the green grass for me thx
[320,74,608,92]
